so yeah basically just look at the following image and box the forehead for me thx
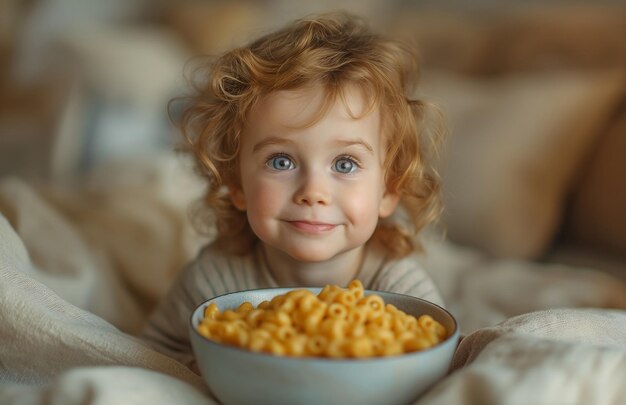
[248,84,377,130]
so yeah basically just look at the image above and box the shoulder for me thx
[177,242,261,298]
[369,251,445,307]
[373,253,426,287]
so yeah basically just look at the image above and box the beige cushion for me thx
[418,69,626,259]
[391,6,626,74]
[565,107,626,258]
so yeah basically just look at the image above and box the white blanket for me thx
[1,164,626,405]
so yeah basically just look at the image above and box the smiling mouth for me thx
[287,221,337,233]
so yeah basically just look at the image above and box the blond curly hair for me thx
[175,12,444,257]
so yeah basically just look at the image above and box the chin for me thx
[284,245,339,263]
[287,250,334,263]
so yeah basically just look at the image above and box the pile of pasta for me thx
[196,280,448,358]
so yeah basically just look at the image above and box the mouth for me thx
[286,220,337,233]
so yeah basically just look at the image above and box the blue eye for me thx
[267,155,295,171]
[333,157,357,174]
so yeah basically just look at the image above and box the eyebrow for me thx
[333,139,374,153]
[252,137,294,153]
[251,137,374,154]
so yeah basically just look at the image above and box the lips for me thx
[287,220,337,233]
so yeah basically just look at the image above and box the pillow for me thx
[417,69,626,259]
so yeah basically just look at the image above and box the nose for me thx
[293,171,331,206]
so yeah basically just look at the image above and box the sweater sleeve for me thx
[141,256,209,368]
[141,244,254,367]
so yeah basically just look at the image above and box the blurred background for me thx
[1,0,625,271]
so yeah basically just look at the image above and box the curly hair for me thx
[174,11,444,257]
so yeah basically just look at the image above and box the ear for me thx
[230,186,247,211]
[379,190,400,218]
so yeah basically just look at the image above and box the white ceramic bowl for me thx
[190,288,459,405]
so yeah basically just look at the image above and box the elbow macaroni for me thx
[196,280,448,358]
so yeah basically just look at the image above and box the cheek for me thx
[244,180,287,223]
[341,184,384,227]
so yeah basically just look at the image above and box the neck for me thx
[261,244,365,288]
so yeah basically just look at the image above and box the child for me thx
[143,12,445,367]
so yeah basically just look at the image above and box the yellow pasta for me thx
[196,280,448,358]
[236,301,254,314]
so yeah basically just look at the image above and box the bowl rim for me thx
[189,287,460,364]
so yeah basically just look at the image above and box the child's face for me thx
[231,85,399,263]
